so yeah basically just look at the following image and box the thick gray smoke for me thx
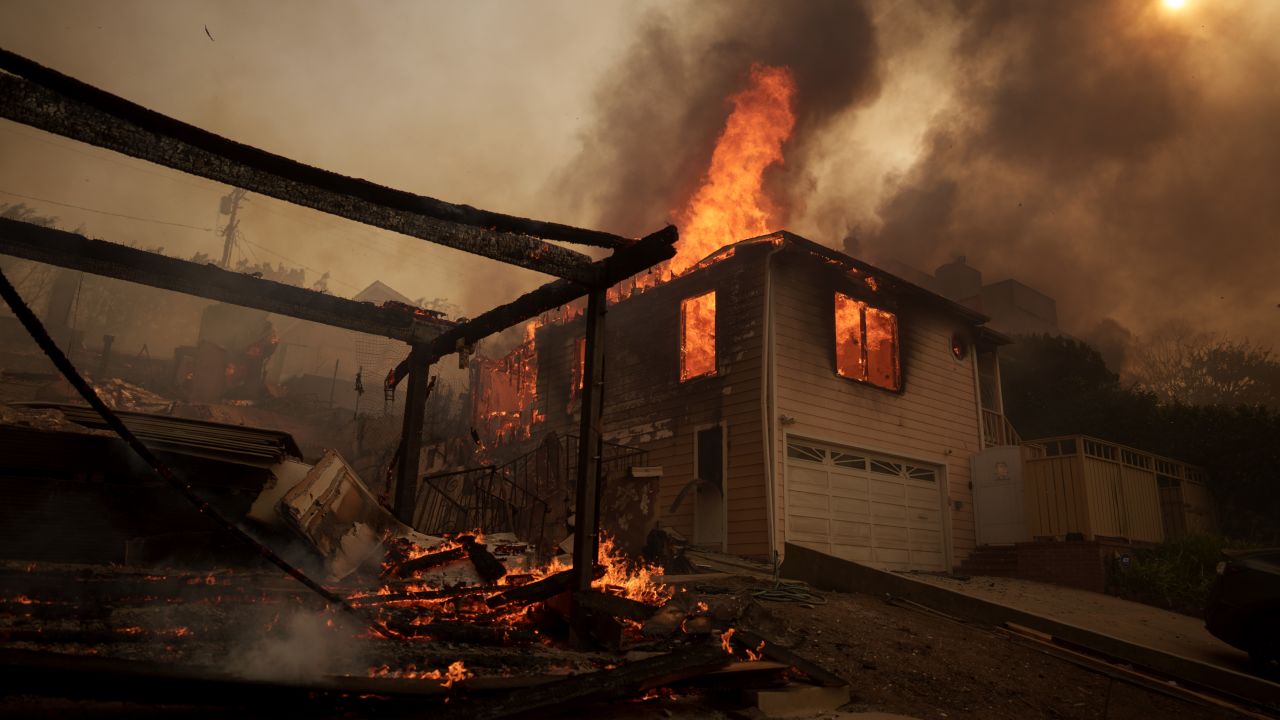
[554,0,881,238]
[864,0,1280,341]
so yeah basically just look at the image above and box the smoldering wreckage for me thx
[0,49,856,718]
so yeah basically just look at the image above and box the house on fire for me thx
[470,231,1017,572]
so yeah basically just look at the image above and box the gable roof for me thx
[354,280,416,306]
[697,230,995,328]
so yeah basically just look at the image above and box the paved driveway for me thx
[909,573,1256,675]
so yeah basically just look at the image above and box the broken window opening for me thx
[567,335,586,414]
[680,291,717,382]
[834,292,901,391]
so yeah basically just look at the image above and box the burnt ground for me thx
[671,575,1248,720]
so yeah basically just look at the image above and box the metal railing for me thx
[413,432,648,543]
[981,409,1021,447]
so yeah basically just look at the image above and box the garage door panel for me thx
[790,467,829,492]
[790,490,831,514]
[831,520,871,545]
[831,543,874,563]
[829,475,868,498]
[788,516,830,541]
[870,501,908,523]
[830,496,870,517]
[786,440,945,572]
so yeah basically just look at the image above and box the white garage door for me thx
[786,439,946,571]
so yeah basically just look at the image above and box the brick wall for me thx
[1014,539,1141,594]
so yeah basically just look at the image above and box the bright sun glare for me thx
[1162,0,1188,10]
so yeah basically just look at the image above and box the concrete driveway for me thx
[908,573,1255,675]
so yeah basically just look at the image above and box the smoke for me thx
[553,0,881,238]
[861,0,1280,343]
[226,607,366,682]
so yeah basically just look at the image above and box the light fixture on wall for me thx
[950,333,969,361]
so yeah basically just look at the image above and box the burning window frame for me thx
[834,291,901,392]
[679,291,718,382]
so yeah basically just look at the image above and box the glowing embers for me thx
[834,292,901,391]
[680,291,717,382]
[473,335,541,446]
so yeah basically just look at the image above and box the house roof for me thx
[354,280,416,306]
[698,230,997,330]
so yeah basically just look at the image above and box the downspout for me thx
[760,244,785,566]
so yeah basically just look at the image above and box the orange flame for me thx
[671,63,796,275]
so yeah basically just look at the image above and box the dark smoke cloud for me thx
[866,0,1280,343]
[554,0,881,238]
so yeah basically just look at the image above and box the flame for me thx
[834,292,900,389]
[680,291,717,381]
[670,63,796,275]
[368,660,473,687]
[720,628,736,654]
[592,534,673,605]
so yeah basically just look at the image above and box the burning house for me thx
[470,231,1017,572]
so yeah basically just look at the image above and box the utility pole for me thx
[218,188,247,268]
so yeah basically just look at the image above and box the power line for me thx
[0,188,214,232]
[0,122,221,194]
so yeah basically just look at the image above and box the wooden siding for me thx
[530,244,771,557]
[768,254,984,568]
[1024,441,1165,543]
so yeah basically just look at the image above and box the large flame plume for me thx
[670,63,797,275]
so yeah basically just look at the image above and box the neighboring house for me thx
[471,231,1016,572]
[271,280,432,411]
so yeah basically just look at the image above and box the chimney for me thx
[934,255,982,301]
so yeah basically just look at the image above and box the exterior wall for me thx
[532,245,771,557]
[768,253,984,568]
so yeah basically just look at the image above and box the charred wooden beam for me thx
[569,286,607,647]
[385,224,677,388]
[454,641,732,720]
[393,358,433,522]
[381,546,467,579]
[0,218,452,344]
[730,628,848,688]
[462,536,509,584]
[0,51,613,280]
[573,591,658,622]
[483,567,608,609]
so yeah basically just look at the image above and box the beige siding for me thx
[1023,445,1165,544]
[768,255,984,569]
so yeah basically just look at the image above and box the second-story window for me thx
[680,291,717,381]
[835,292,901,391]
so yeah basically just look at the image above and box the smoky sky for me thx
[864,0,1280,343]
[554,0,881,239]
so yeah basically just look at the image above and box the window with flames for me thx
[680,291,717,381]
[835,292,901,391]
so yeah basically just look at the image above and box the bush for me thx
[1109,535,1254,615]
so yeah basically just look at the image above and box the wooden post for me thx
[570,287,607,644]
[394,349,430,524]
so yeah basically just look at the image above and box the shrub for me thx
[1109,534,1255,615]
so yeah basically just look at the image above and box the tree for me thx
[1001,333,1280,541]
[1128,321,1280,408]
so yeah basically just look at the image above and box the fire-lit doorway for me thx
[693,424,726,550]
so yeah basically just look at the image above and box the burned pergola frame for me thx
[0,49,678,621]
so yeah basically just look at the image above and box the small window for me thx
[831,451,866,469]
[870,459,903,476]
[787,442,826,463]
[680,291,717,381]
[906,465,938,483]
[835,293,901,391]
